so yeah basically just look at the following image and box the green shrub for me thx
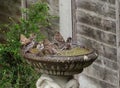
[0,2,51,88]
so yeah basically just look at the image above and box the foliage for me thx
[20,2,51,40]
[0,2,51,88]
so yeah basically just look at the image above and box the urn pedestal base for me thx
[36,74,79,88]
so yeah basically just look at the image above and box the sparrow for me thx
[61,37,72,50]
[23,41,35,53]
[66,37,72,50]
[43,39,51,47]
[53,32,65,49]
[42,39,58,55]
[29,33,36,41]
[20,34,31,45]
[36,41,44,51]
[66,37,72,43]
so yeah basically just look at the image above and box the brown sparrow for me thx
[61,37,72,50]
[29,33,36,41]
[42,39,58,55]
[53,32,65,49]
[20,34,31,45]
[54,32,65,43]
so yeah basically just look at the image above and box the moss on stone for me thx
[58,47,91,56]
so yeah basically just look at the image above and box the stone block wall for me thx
[73,0,120,88]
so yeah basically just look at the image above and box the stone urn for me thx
[21,45,98,88]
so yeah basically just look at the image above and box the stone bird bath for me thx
[21,45,98,88]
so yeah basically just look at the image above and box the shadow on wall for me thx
[0,0,21,43]
[0,0,21,23]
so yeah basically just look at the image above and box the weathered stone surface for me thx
[77,24,96,39]
[77,23,116,46]
[103,45,117,62]
[90,41,105,55]
[47,0,59,16]
[99,0,115,4]
[76,0,116,18]
[103,57,118,70]
[95,56,118,70]
[77,34,93,47]
[83,64,118,85]
[76,10,116,33]
[101,32,116,46]
[92,41,117,62]
[79,74,117,88]
[94,57,103,65]
[27,0,38,5]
